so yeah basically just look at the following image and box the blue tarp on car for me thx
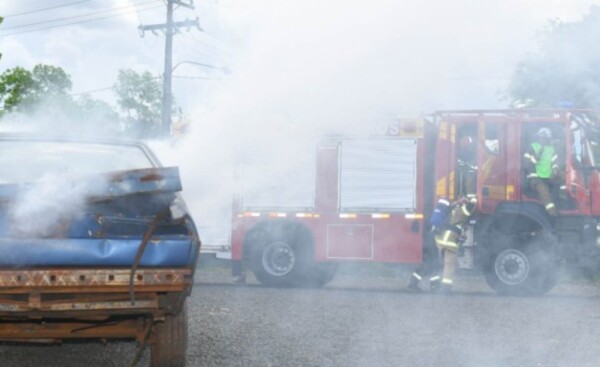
[0,165,198,267]
[0,237,194,267]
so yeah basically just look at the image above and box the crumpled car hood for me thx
[0,166,182,202]
[0,167,199,267]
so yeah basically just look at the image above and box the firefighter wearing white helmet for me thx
[523,127,559,216]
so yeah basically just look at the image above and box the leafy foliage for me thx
[0,63,170,138]
[0,16,3,60]
[114,69,163,138]
[0,64,72,116]
[0,67,36,115]
[0,63,123,136]
[509,6,600,109]
[74,94,121,134]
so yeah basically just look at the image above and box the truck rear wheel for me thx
[314,262,339,286]
[249,224,314,287]
[151,301,188,367]
[254,239,303,286]
[484,230,560,296]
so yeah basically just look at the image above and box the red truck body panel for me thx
[231,110,600,268]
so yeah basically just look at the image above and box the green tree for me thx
[76,94,121,133]
[0,67,35,114]
[0,64,72,116]
[31,64,72,99]
[114,69,163,138]
[0,16,3,60]
[508,6,600,109]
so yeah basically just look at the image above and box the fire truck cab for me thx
[231,110,600,295]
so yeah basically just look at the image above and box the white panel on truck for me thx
[339,138,417,211]
[240,152,316,210]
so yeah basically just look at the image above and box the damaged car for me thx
[0,135,200,367]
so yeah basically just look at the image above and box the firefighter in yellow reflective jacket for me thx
[433,195,477,293]
[408,198,448,291]
[523,127,559,216]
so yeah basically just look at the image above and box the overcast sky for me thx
[2,0,600,241]
[1,0,599,119]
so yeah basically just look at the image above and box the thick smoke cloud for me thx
[171,0,600,245]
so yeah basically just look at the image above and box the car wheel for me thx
[151,301,188,367]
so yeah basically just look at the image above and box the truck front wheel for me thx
[151,301,188,367]
[483,230,560,296]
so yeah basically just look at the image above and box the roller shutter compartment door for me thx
[339,138,416,211]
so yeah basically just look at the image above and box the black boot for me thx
[408,273,422,291]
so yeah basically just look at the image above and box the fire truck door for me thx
[477,121,509,213]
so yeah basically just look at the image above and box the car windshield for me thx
[0,140,155,184]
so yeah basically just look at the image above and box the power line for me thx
[131,0,145,25]
[132,0,162,48]
[71,86,115,96]
[70,75,223,95]
[3,1,90,18]
[138,0,200,136]
[172,75,224,80]
[1,0,161,31]
[0,4,163,36]
[183,29,234,57]
[180,33,228,62]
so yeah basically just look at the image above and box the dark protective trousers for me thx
[529,177,557,216]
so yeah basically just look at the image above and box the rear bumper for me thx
[0,268,193,341]
[0,268,192,315]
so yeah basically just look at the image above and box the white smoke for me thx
[164,0,539,245]
[10,173,108,237]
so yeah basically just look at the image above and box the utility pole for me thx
[163,0,174,138]
[138,1,200,136]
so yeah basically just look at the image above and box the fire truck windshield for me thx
[570,113,600,167]
[579,126,600,167]
[588,137,600,166]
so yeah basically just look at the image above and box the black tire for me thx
[483,230,560,296]
[249,224,314,287]
[151,301,188,367]
[301,262,340,287]
[315,262,339,286]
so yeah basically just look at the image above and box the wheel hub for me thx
[495,248,530,285]
[262,241,295,276]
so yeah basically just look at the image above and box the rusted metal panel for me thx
[0,319,149,340]
[47,300,157,311]
[0,269,191,288]
[0,291,159,311]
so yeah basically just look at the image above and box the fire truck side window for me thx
[456,124,478,197]
[484,122,500,155]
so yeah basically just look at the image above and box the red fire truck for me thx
[230,110,600,295]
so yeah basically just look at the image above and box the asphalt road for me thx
[2,265,600,367]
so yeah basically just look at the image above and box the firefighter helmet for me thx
[537,127,552,139]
